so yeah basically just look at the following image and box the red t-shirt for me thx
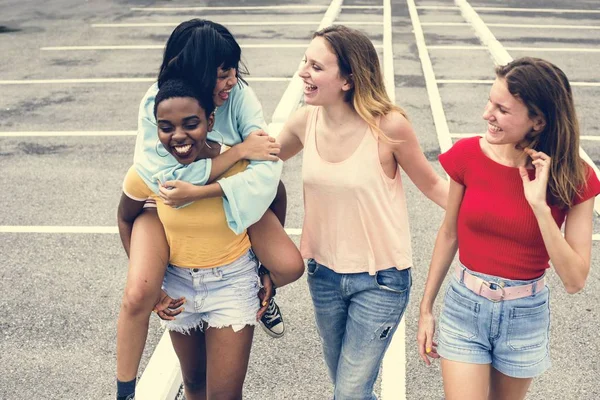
[439,136,600,280]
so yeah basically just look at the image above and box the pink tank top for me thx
[300,107,413,275]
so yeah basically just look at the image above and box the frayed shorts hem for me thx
[162,318,258,335]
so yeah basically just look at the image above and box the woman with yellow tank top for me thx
[117,79,276,400]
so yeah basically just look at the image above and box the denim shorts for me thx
[437,264,551,378]
[161,250,260,334]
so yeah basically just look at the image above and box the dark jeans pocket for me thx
[440,285,480,340]
[507,301,550,351]
[375,267,412,293]
[306,258,320,276]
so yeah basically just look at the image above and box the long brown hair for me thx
[313,25,406,140]
[496,57,587,208]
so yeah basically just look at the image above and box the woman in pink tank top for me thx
[277,25,448,399]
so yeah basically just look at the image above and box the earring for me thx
[155,140,169,157]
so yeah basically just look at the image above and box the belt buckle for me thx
[481,280,505,302]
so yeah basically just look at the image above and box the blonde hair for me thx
[496,57,587,209]
[313,25,406,141]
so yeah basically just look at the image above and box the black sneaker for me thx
[117,394,134,400]
[260,297,285,338]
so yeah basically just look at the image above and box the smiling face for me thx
[213,66,237,107]
[157,97,215,164]
[298,37,352,106]
[482,78,544,146]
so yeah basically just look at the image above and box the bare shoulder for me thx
[285,105,314,141]
[380,110,415,142]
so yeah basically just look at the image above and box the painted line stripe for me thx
[421,22,600,30]
[0,131,137,137]
[41,44,384,51]
[594,234,600,241]
[417,5,600,14]
[0,226,303,235]
[135,331,182,400]
[0,77,291,85]
[450,133,600,142]
[92,21,383,28]
[406,0,453,153]
[130,5,382,11]
[381,0,405,398]
[269,0,343,130]
[428,45,600,53]
[436,79,600,87]
[455,0,600,216]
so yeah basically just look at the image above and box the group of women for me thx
[114,18,600,400]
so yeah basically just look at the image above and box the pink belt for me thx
[455,265,545,302]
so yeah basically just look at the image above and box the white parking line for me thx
[0,77,291,85]
[0,226,303,235]
[421,22,600,30]
[130,5,382,11]
[437,79,600,87]
[380,0,406,399]
[456,0,600,216]
[41,44,383,51]
[416,5,600,14]
[428,45,600,53]
[92,21,383,28]
[594,234,600,241]
[0,131,136,137]
[406,0,453,153]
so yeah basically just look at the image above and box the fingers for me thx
[525,148,551,163]
[155,307,183,321]
[518,166,530,182]
[256,287,272,319]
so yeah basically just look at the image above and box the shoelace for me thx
[263,300,281,324]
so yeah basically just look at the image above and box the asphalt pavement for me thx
[1,0,600,399]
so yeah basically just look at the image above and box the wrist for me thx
[233,143,246,160]
[419,301,433,315]
[530,202,551,216]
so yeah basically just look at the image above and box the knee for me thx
[121,285,156,316]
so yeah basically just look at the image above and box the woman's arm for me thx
[277,106,310,161]
[207,131,281,182]
[116,193,146,257]
[418,179,464,364]
[533,198,594,294]
[521,149,594,294]
[382,112,449,209]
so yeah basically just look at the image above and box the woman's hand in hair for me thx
[238,130,281,161]
[520,148,551,213]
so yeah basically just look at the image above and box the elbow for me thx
[564,277,587,295]
[563,265,589,295]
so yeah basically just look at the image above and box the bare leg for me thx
[205,325,255,400]
[248,209,304,288]
[489,368,532,400]
[116,209,169,382]
[169,327,208,400]
[442,358,490,400]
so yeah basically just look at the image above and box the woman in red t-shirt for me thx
[417,57,600,399]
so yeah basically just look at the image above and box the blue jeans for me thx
[307,259,412,400]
